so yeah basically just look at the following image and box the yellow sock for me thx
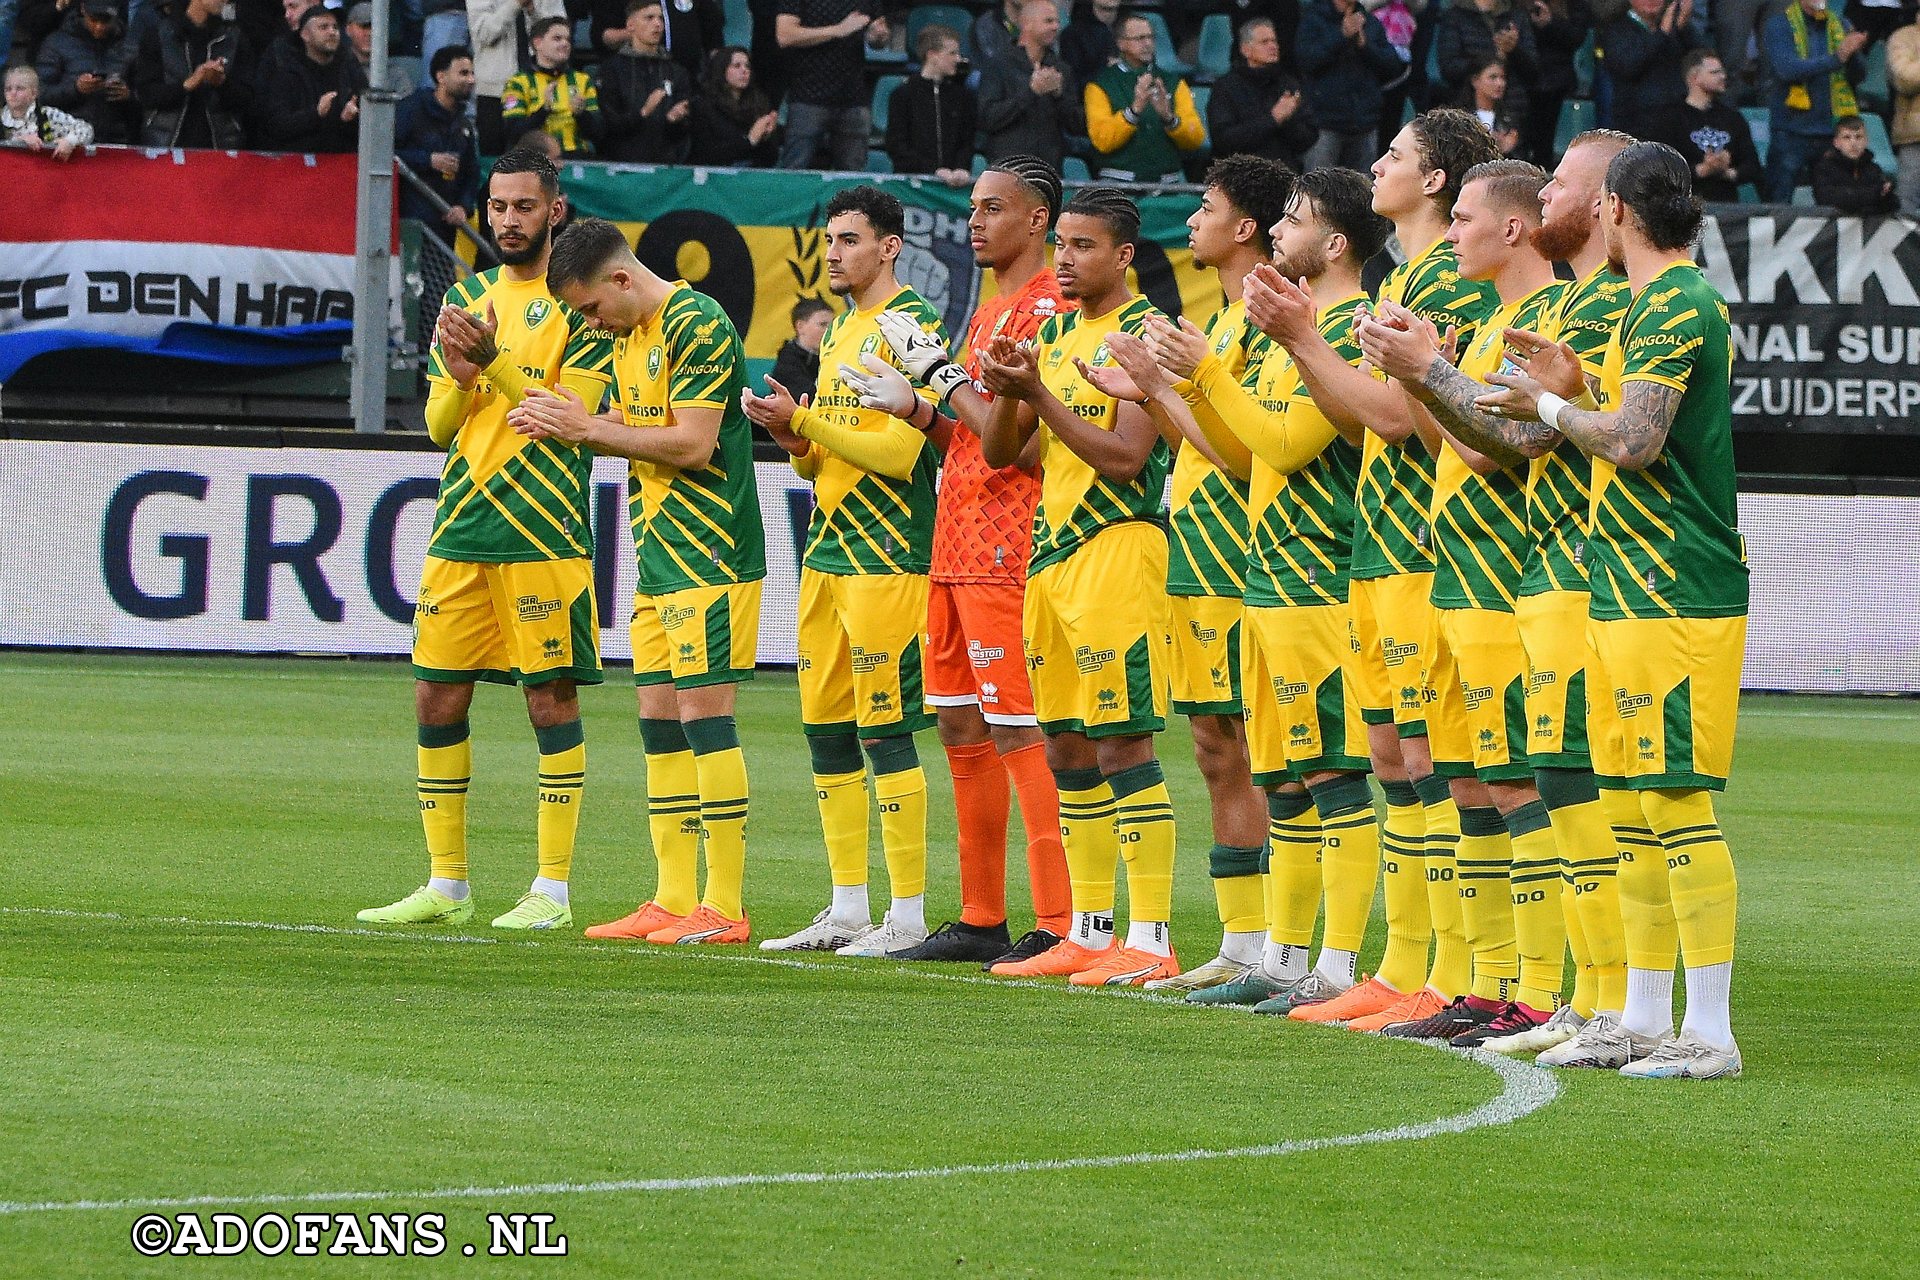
[1504,800,1565,1011]
[1053,767,1117,915]
[1607,787,1677,973]
[866,737,927,900]
[1308,773,1380,954]
[1456,804,1517,1002]
[686,716,748,919]
[1110,761,1176,923]
[1210,845,1267,933]
[418,722,471,883]
[1265,788,1321,947]
[1376,780,1430,993]
[534,719,585,884]
[640,718,701,916]
[1416,774,1470,997]
[1562,877,1595,1017]
[1540,768,1627,1014]
[1639,788,1738,968]
[813,769,870,886]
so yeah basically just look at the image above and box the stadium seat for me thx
[1742,106,1769,161]
[1862,40,1890,111]
[1064,156,1092,181]
[1574,32,1595,96]
[908,4,973,57]
[1195,14,1233,82]
[1554,98,1593,155]
[1793,184,1815,205]
[1864,113,1894,166]
[872,74,905,133]
[1190,84,1211,124]
[1141,10,1191,76]
[867,148,893,173]
[723,0,752,49]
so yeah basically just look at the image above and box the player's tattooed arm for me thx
[1418,355,1554,466]
[1554,380,1681,471]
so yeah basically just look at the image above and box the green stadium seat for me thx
[1554,98,1593,155]
[872,74,906,133]
[1141,11,1191,76]
[1195,14,1233,82]
[1863,113,1894,166]
[1742,106,1769,161]
[1862,40,1890,111]
[908,4,973,58]
[867,148,892,173]
[723,0,751,49]
[1793,184,1815,205]
[1574,32,1595,96]
[1064,156,1092,181]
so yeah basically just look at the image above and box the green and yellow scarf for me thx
[1784,2,1856,117]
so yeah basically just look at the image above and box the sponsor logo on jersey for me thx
[661,604,697,629]
[1382,638,1419,667]
[1616,689,1655,717]
[1462,683,1493,710]
[1188,620,1217,644]
[851,646,891,673]
[524,298,551,329]
[980,682,1000,703]
[1032,296,1057,317]
[869,690,894,712]
[968,640,1005,667]
[1271,678,1308,704]
[1527,669,1557,694]
[1637,734,1656,760]
[1289,721,1313,747]
[1096,688,1120,710]
[1535,712,1555,738]
[541,637,564,658]
[516,595,561,623]
[1073,645,1116,674]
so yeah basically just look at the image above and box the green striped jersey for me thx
[801,288,944,576]
[1590,262,1748,620]
[1351,238,1499,581]
[1522,263,1630,597]
[1029,296,1171,574]
[611,283,766,594]
[427,268,615,563]
[1430,283,1563,613]
[1167,299,1256,598]
[1243,298,1365,609]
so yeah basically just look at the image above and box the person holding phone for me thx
[133,0,252,148]
[35,0,139,144]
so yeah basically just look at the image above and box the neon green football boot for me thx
[356,885,474,926]
[491,891,572,931]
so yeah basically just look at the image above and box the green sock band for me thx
[862,735,919,776]
[1105,759,1165,800]
[1413,772,1452,807]
[808,732,863,775]
[534,719,584,755]
[1051,765,1106,793]
[1380,779,1420,808]
[1306,771,1374,819]
[1535,766,1600,810]
[683,715,740,756]
[1208,843,1263,879]
[418,720,470,749]
[638,717,690,755]
[1267,787,1314,822]
[1503,799,1553,838]
[1458,804,1507,837]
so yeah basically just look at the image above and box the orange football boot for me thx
[1290,975,1404,1023]
[1346,986,1447,1033]
[647,905,750,945]
[1068,945,1182,987]
[584,901,686,941]
[989,937,1114,977]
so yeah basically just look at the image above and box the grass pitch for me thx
[0,652,1914,1278]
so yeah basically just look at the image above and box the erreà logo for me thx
[525,298,551,328]
[647,346,663,378]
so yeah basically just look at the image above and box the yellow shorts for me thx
[1423,606,1471,776]
[797,568,933,738]
[1025,522,1172,739]
[1516,589,1592,768]
[631,580,762,689]
[1588,614,1746,790]
[1169,594,1244,717]
[1436,605,1533,783]
[412,554,601,687]
[1350,572,1436,734]
[1241,602,1370,786]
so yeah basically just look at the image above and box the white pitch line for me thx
[0,906,1562,1217]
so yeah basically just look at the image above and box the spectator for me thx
[3,65,94,156]
[501,14,599,154]
[886,23,976,182]
[420,0,470,90]
[775,0,886,169]
[1084,10,1206,181]
[511,121,561,156]
[1060,0,1119,83]
[469,0,566,155]
[1435,0,1537,125]
[689,43,780,165]
[134,0,252,148]
[1296,0,1401,170]
[1522,0,1589,162]
[1763,0,1868,200]
[1811,113,1898,211]
[973,0,1022,68]
[977,0,1083,169]
[1228,0,1306,66]
[344,1,374,74]
[770,297,832,400]
[1890,6,1920,216]
[1370,0,1424,142]
[1207,16,1317,169]
[1457,52,1522,151]
[397,43,480,243]
[36,0,139,145]
[1599,0,1700,138]
[597,0,688,161]
[260,6,365,151]
[252,0,321,88]
[593,0,723,84]
[1649,48,1762,201]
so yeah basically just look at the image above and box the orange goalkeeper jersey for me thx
[929,268,1074,586]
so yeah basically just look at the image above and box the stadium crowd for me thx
[3,0,1919,211]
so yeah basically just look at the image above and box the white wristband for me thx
[1536,392,1569,431]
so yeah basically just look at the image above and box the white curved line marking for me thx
[0,907,1561,1216]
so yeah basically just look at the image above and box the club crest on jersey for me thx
[860,333,882,357]
[524,298,552,328]
[991,312,1013,337]
[1091,342,1112,366]
[648,346,663,378]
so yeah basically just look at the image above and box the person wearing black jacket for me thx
[1207,16,1317,169]
[593,0,724,83]
[885,24,977,182]
[976,0,1083,169]
[769,297,831,401]
[1597,0,1700,139]
[259,5,365,152]
[1520,0,1589,161]
[1434,0,1538,126]
[1648,49,1762,202]
[597,0,691,161]
[36,0,140,145]
[689,44,780,165]
[134,0,253,147]
[1811,116,1899,213]
[1296,0,1401,170]
[397,45,480,243]
[1059,0,1119,82]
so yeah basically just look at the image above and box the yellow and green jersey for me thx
[1029,295,1171,574]
[1590,261,1748,621]
[1243,296,1366,610]
[1351,237,1498,582]
[610,282,765,595]
[801,286,944,576]
[500,67,599,155]
[1430,282,1563,613]
[1167,298,1256,599]
[1522,263,1630,597]
[426,268,614,563]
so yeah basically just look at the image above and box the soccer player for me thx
[1358,159,1572,1047]
[833,157,1075,968]
[513,217,765,946]
[1477,141,1747,1078]
[1231,110,1500,1031]
[974,187,1181,987]
[742,186,948,958]
[358,148,614,931]
[1110,168,1393,1014]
